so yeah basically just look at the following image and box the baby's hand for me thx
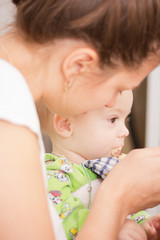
[119,219,147,240]
[141,215,160,240]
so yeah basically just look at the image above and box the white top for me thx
[0,59,66,240]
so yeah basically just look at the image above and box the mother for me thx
[1,0,160,239]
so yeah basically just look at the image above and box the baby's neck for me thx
[52,146,86,165]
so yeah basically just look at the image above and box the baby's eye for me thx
[109,117,117,123]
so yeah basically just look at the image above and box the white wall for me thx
[146,65,160,147]
[0,0,15,35]
[145,65,160,215]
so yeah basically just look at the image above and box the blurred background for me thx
[1,0,160,215]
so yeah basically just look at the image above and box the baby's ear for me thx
[53,114,72,138]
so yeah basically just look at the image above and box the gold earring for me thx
[64,79,73,91]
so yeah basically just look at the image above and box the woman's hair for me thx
[12,0,160,66]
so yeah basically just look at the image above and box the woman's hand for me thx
[105,147,160,215]
[77,147,160,240]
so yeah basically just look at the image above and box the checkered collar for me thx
[82,157,119,179]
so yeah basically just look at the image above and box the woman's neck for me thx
[0,30,52,101]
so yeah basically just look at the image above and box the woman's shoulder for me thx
[0,58,40,135]
[0,58,24,81]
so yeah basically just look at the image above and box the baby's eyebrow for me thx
[104,107,120,113]
[104,108,131,116]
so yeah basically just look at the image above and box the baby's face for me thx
[70,90,133,160]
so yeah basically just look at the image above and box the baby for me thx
[37,90,160,240]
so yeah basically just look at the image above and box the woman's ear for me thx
[62,47,98,89]
[53,114,73,138]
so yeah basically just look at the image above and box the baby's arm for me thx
[119,219,147,240]
[141,215,160,240]
[119,215,160,240]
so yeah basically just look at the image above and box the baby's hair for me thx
[12,0,160,67]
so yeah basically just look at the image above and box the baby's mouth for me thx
[111,147,122,158]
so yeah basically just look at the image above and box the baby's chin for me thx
[110,147,122,158]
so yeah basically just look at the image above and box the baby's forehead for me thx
[76,91,133,118]
[112,90,133,108]
[81,104,123,115]
[100,106,130,118]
